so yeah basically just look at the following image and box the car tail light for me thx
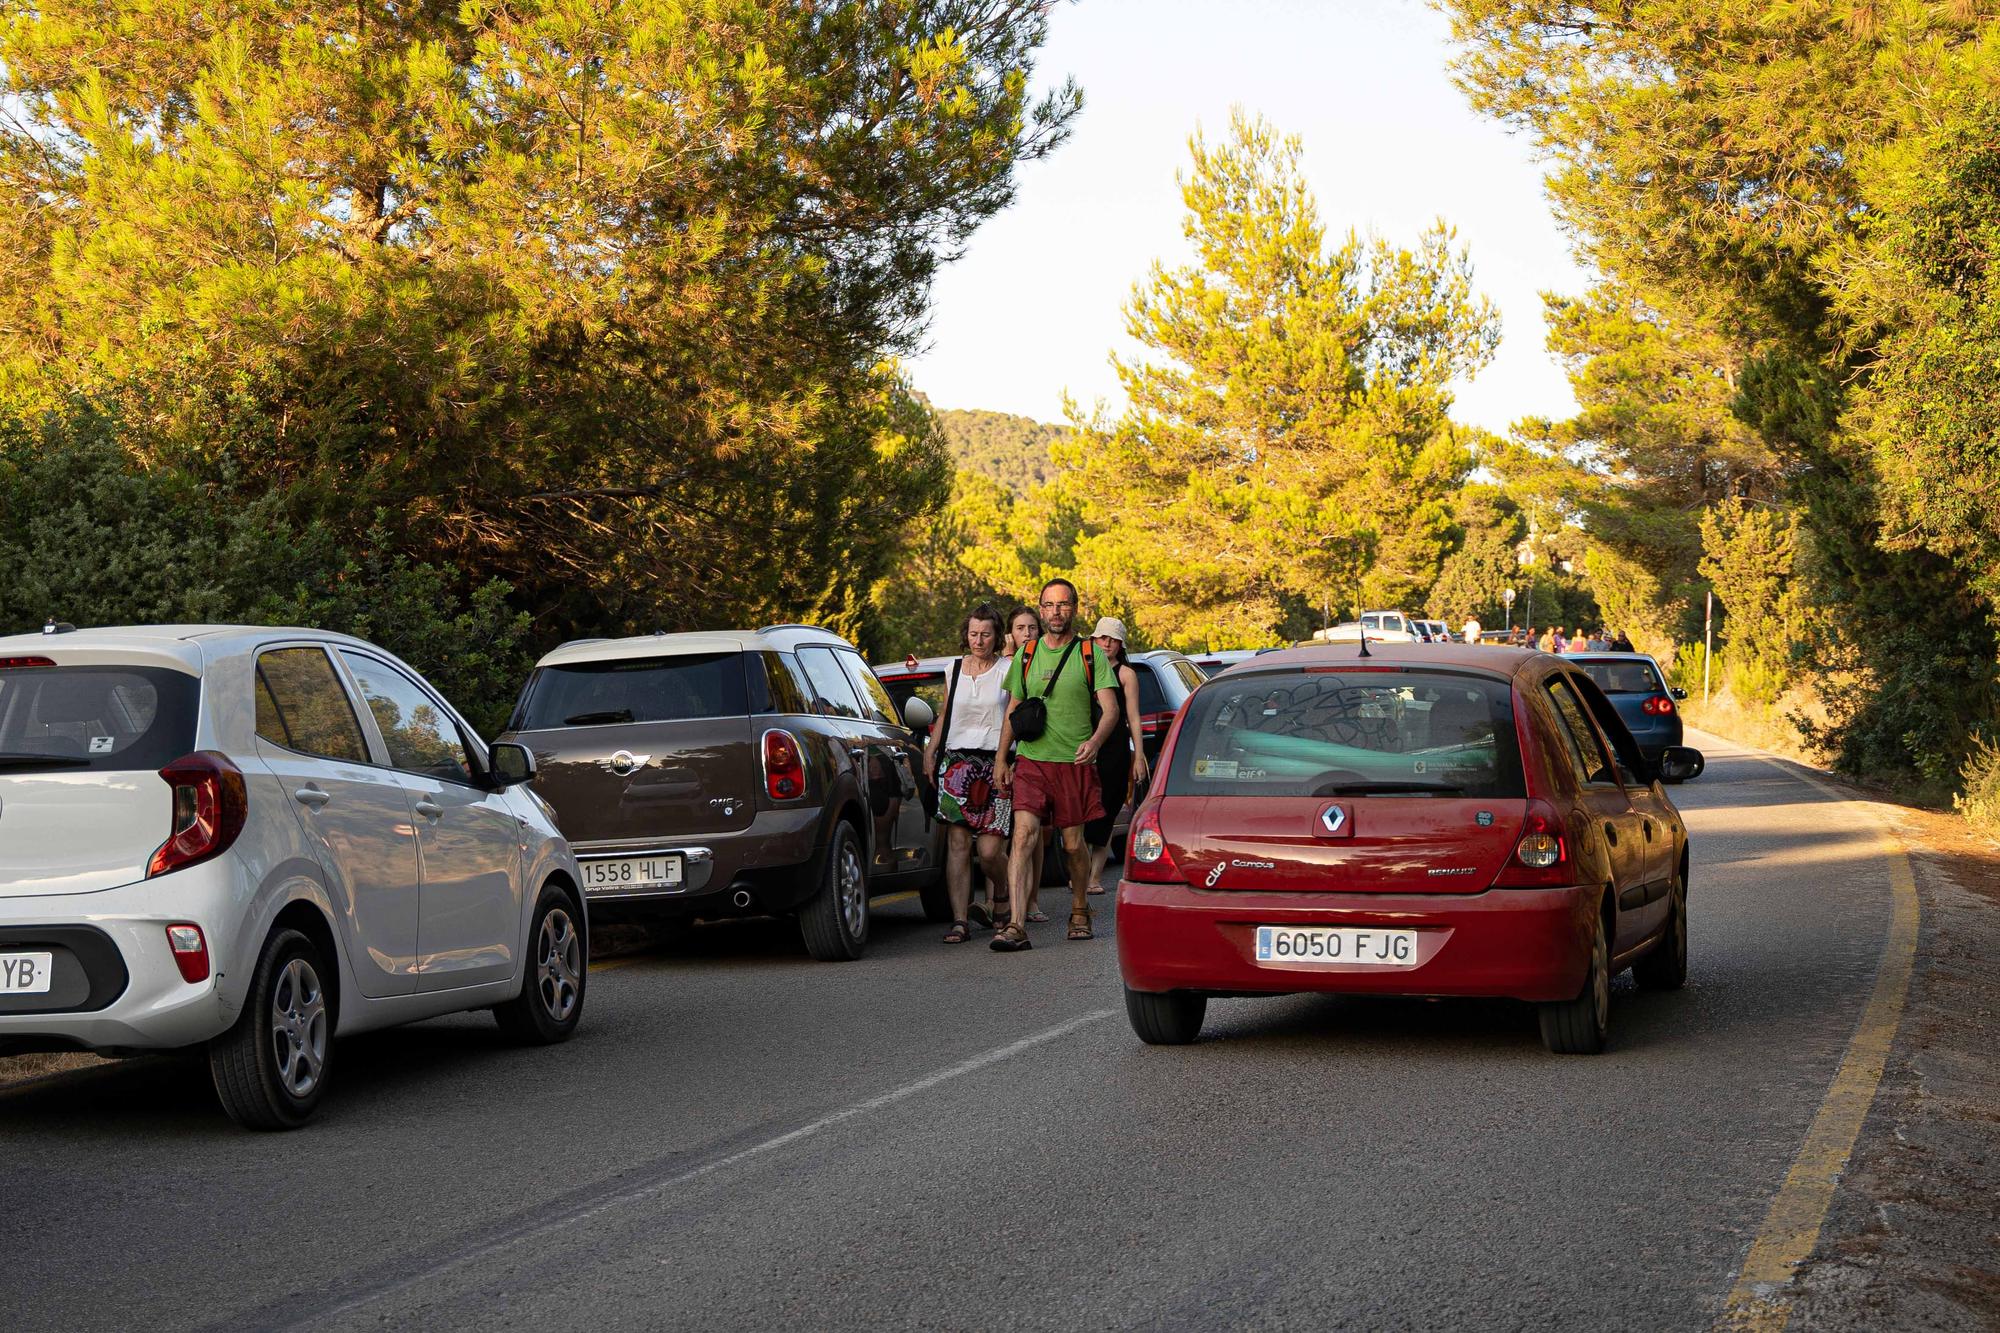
[0,656,55,669]
[147,752,248,878]
[1140,710,1175,738]
[762,728,806,801]
[1492,799,1571,889]
[1121,803,1184,884]
[165,923,210,984]
[1641,695,1675,716]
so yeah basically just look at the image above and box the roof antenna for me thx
[1356,629,1372,659]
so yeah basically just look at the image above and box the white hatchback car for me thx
[0,626,585,1129]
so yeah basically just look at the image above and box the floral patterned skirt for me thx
[937,748,1012,837]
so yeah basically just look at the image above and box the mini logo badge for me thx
[607,750,651,776]
[1205,863,1225,888]
[1476,810,1494,827]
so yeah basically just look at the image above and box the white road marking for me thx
[293,1007,1117,1328]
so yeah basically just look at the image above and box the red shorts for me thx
[1009,757,1104,831]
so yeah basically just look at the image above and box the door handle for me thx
[1643,819,1654,841]
[293,785,331,810]
[1603,821,1619,846]
[413,797,443,820]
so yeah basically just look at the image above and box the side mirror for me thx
[903,696,936,732]
[489,740,537,788]
[1671,686,1688,701]
[1656,745,1704,783]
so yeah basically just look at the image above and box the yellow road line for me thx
[1716,753,1921,1331]
[869,890,917,906]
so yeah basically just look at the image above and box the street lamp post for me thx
[1502,586,1516,637]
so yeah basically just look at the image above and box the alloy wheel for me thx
[269,957,327,1099]
[536,907,582,1023]
[837,840,868,939]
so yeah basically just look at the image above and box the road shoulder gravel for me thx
[1757,773,2000,1329]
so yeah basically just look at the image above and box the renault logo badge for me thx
[1319,804,1347,834]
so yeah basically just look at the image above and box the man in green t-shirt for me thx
[992,578,1118,951]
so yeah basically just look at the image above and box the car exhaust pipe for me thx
[731,889,753,910]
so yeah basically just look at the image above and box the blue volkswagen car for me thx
[1564,652,1691,779]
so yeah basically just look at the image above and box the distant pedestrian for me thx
[1611,629,1635,653]
[1084,618,1150,897]
[992,579,1118,951]
[1537,626,1554,652]
[921,605,1013,944]
[1462,615,1483,645]
[1006,604,1040,655]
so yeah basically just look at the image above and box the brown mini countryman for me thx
[500,626,944,960]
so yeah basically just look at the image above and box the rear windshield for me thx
[1167,668,1524,799]
[878,671,947,720]
[1575,659,1665,695]
[0,665,199,772]
[513,653,748,730]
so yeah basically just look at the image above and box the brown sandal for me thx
[943,921,971,944]
[990,922,1032,952]
[1068,909,1093,941]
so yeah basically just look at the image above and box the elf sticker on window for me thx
[1194,759,1238,779]
[89,736,115,754]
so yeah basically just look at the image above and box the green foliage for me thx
[1698,498,1813,695]
[1443,0,2000,787]
[866,469,1015,662]
[0,1,1076,640]
[0,404,532,735]
[1426,485,1524,626]
[1054,110,1498,651]
[935,409,1067,497]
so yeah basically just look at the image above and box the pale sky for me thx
[905,0,1590,436]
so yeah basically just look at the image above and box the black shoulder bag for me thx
[1009,639,1077,743]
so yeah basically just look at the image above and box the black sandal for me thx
[990,923,1033,952]
[967,901,992,929]
[1067,908,1093,941]
[943,921,971,944]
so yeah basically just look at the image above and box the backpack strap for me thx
[938,656,964,751]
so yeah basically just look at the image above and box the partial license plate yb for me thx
[0,951,54,995]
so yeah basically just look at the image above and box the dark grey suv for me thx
[500,626,942,960]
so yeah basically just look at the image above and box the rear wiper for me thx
[1313,781,1466,796]
[563,710,634,726]
[0,752,92,770]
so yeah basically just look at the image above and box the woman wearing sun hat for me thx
[1084,616,1149,897]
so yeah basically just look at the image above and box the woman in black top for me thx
[1084,617,1149,896]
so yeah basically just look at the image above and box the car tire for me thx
[801,821,869,961]
[209,927,334,1131]
[1634,870,1689,991]
[1539,906,1610,1055]
[494,884,587,1045]
[1125,987,1206,1045]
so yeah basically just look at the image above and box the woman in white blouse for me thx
[921,605,1014,943]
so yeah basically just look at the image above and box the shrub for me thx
[1956,732,2000,840]
[0,404,532,735]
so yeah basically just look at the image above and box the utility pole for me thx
[1703,589,1714,704]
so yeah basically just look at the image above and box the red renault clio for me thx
[1117,642,1699,1054]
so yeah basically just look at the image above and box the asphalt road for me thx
[0,735,1905,1331]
